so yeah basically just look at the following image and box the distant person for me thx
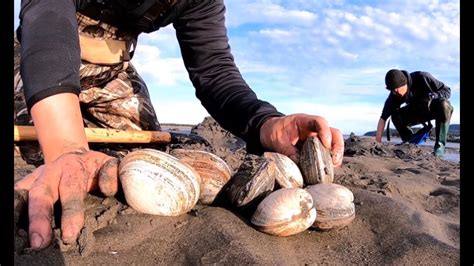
[375,69,453,157]
[14,0,344,250]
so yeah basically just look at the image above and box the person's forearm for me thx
[375,118,386,142]
[30,93,89,162]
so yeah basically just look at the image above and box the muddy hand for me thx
[14,149,119,250]
[259,113,344,166]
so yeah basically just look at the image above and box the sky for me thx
[13,0,460,135]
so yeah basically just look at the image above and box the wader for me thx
[390,99,454,157]
[14,13,162,166]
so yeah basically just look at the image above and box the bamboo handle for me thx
[14,125,173,144]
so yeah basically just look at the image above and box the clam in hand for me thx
[170,149,232,205]
[305,183,355,230]
[119,149,201,216]
[251,188,317,236]
[299,136,334,185]
[263,152,304,189]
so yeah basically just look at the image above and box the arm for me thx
[422,72,451,100]
[16,0,119,250]
[173,1,344,164]
[173,0,284,154]
[375,118,386,143]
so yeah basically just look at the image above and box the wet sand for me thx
[14,117,460,265]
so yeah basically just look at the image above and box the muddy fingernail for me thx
[31,232,43,249]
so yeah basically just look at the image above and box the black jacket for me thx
[17,0,284,154]
[380,70,451,120]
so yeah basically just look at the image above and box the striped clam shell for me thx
[305,183,355,230]
[299,136,334,185]
[263,152,303,188]
[227,156,275,208]
[119,149,201,216]
[251,188,317,236]
[170,149,232,205]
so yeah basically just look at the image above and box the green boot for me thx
[433,121,449,157]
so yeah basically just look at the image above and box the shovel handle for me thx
[14,125,173,144]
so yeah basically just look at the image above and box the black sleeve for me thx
[421,72,451,100]
[173,0,284,154]
[380,93,402,121]
[18,0,81,111]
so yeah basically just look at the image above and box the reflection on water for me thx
[344,135,460,163]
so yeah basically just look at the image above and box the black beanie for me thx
[385,69,407,90]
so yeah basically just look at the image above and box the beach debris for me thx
[227,155,276,208]
[299,136,334,185]
[251,188,317,236]
[263,152,304,189]
[119,149,201,216]
[305,183,355,230]
[170,149,232,205]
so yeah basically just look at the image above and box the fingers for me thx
[14,165,44,191]
[98,158,119,197]
[294,114,331,149]
[330,127,344,167]
[58,162,88,244]
[28,175,58,250]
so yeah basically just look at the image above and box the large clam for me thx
[305,183,355,230]
[119,149,201,216]
[251,188,317,236]
[299,136,334,185]
[227,155,275,208]
[170,149,232,205]
[263,152,303,188]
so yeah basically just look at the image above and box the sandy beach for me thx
[13,117,460,265]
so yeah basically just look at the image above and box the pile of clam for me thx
[118,136,355,237]
[245,136,355,236]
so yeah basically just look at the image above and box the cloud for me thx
[13,0,459,134]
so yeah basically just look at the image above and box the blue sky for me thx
[14,0,460,135]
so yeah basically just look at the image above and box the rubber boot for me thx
[432,99,454,157]
[433,121,449,157]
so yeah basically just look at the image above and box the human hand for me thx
[259,113,344,166]
[14,149,119,250]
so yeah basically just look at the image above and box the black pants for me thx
[391,99,453,144]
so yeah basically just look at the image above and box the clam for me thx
[119,149,201,216]
[305,183,355,230]
[227,155,275,208]
[170,149,232,205]
[251,188,317,236]
[299,136,334,185]
[263,152,303,188]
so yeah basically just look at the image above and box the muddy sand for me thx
[13,117,460,265]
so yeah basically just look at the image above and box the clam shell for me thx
[299,136,334,185]
[119,149,201,216]
[263,152,303,188]
[305,183,355,230]
[170,149,232,205]
[227,156,275,208]
[251,188,317,236]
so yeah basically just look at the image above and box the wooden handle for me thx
[14,125,173,144]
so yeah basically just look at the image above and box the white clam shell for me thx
[251,188,317,236]
[264,152,303,188]
[305,183,355,230]
[170,149,232,205]
[119,149,201,216]
[299,136,334,185]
